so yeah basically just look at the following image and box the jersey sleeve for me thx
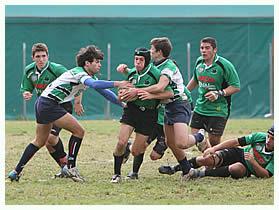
[265,158,274,175]
[193,57,202,82]
[53,64,68,76]
[79,73,92,84]
[244,133,258,145]
[223,60,240,88]
[20,71,34,93]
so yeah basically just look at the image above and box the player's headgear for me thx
[267,125,274,137]
[134,47,150,68]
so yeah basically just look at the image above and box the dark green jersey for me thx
[193,54,240,117]
[184,86,192,103]
[127,63,170,109]
[20,61,68,96]
[242,132,274,175]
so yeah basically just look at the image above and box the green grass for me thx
[5,119,273,205]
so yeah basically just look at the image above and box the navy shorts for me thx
[51,101,73,136]
[190,111,227,136]
[35,96,68,124]
[120,103,157,136]
[164,100,192,125]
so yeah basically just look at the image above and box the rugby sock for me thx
[188,157,199,169]
[174,164,182,172]
[15,143,40,174]
[133,153,144,173]
[49,138,67,167]
[193,132,204,144]
[178,157,192,175]
[67,135,83,168]
[205,166,230,177]
[113,154,124,175]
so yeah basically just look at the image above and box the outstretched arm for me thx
[84,78,132,89]
[95,88,124,108]
[203,138,240,156]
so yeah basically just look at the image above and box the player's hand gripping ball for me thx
[118,88,138,102]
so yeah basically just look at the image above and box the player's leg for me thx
[189,112,211,152]
[46,128,67,168]
[112,123,134,183]
[8,123,52,181]
[46,101,72,170]
[126,133,149,180]
[189,148,247,179]
[53,113,85,182]
[165,124,193,179]
[150,124,167,160]
[206,116,228,146]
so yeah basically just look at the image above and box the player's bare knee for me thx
[150,151,161,160]
[229,163,246,178]
[175,141,190,150]
[72,126,85,138]
[116,136,128,150]
[131,146,145,156]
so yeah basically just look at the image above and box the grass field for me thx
[5,119,273,205]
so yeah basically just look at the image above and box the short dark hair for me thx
[76,45,104,67]
[201,37,217,49]
[32,43,48,57]
[150,37,172,58]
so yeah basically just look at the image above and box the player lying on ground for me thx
[159,125,274,179]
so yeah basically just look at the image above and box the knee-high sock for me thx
[15,143,40,174]
[49,137,67,167]
[133,153,144,173]
[178,157,191,175]
[205,166,230,177]
[67,135,83,168]
[113,154,124,175]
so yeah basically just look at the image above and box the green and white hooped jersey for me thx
[243,132,274,176]
[193,54,240,117]
[41,67,94,104]
[157,59,187,102]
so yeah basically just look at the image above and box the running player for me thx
[8,45,130,182]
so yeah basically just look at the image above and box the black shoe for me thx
[122,139,132,164]
[158,165,176,175]
[126,171,138,180]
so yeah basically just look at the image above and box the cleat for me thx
[111,174,121,183]
[8,170,21,182]
[62,165,85,182]
[196,129,208,152]
[122,139,132,164]
[188,168,203,179]
[54,171,69,179]
[158,165,176,175]
[126,171,138,180]
[181,168,195,182]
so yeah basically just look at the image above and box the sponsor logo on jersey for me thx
[131,78,137,85]
[44,77,50,82]
[144,80,150,85]
[31,74,38,82]
[35,83,48,89]
[211,68,217,74]
[198,75,216,83]
[198,67,204,73]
